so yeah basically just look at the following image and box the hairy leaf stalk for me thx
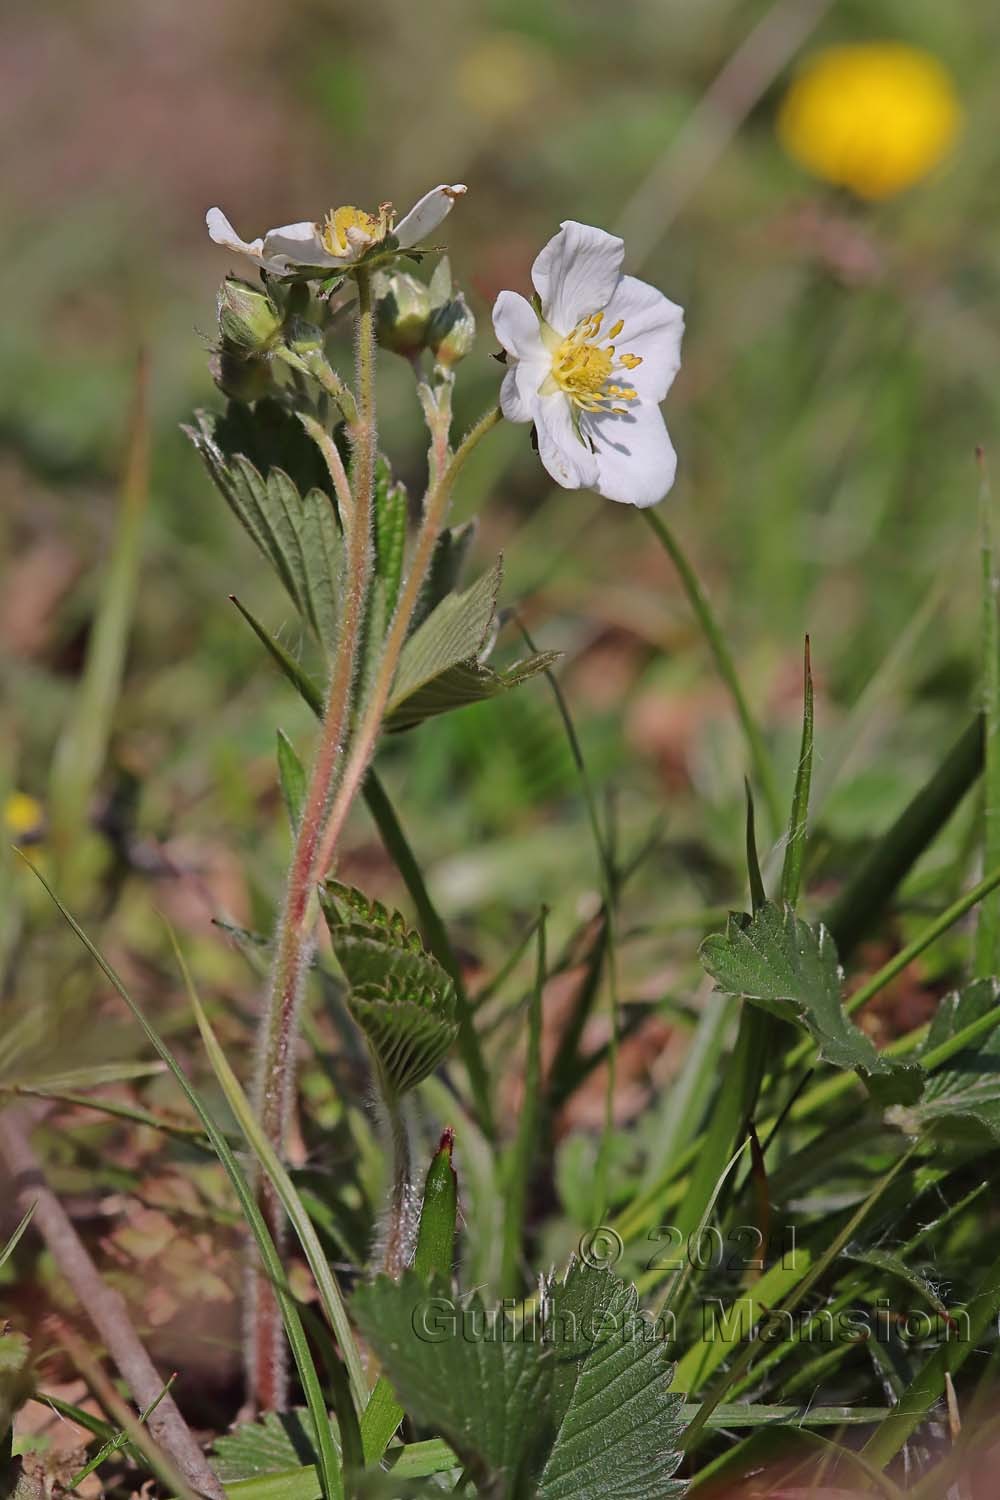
[249,268,378,1412]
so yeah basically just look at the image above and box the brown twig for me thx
[0,1106,223,1500]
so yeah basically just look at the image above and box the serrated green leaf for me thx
[374,457,408,620]
[353,1264,686,1500]
[187,408,344,653]
[411,520,478,634]
[385,553,557,731]
[892,978,1000,1141]
[535,1262,686,1500]
[320,890,458,1098]
[385,652,560,733]
[700,903,923,1105]
[213,1411,321,1483]
[322,882,414,943]
[389,557,501,708]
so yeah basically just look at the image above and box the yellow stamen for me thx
[320,204,392,257]
[544,309,644,417]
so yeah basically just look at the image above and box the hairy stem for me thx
[312,404,503,885]
[0,1107,224,1500]
[250,269,378,1412]
[382,1094,414,1279]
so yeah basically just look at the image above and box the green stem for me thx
[311,405,503,887]
[251,268,377,1412]
[642,508,783,837]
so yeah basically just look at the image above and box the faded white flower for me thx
[206,184,467,277]
[492,221,684,507]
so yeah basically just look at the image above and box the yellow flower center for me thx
[320,203,393,257]
[542,311,643,415]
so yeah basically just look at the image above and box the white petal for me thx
[602,275,685,403]
[394,184,467,249]
[492,290,544,361]
[499,358,548,424]
[535,395,600,491]
[531,220,624,334]
[261,221,344,268]
[206,207,265,263]
[584,403,677,507]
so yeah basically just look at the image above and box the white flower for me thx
[206,184,467,278]
[492,221,684,507]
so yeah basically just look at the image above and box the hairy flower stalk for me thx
[249,268,378,1413]
[311,404,503,888]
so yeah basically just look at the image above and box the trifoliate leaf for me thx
[321,884,458,1097]
[385,556,558,731]
[700,903,923,1105]
[352,1263,687,1499]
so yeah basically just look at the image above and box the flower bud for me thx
[427,292,476,369]
[217,277,282,354]
[210,347,275,402]
[373,271,432,357]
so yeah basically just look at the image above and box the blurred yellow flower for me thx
[777,42,961,201]
[4,791,44,842]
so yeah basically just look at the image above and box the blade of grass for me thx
[175,932,367,1418]
[977,448,1000,976]
[642,507,782,836]
[825,715,984,960]
[780,637,813,906]
[516,617,620,1220]
[500,909,547,1296]
[67,1374,178,1489]
[20,857,342,1500]
[0,1203,35,1271]
[48,353,150,883]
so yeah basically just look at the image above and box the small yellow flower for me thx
[4,791,44,842]
[777,42,961,201]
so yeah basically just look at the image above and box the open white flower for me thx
[492,221,684,507]
[206,184,467,278]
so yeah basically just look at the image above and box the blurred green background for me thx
[3,0,1000,1014]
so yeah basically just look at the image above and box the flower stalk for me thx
[311,404,502,886]
[250,267,378,1412]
